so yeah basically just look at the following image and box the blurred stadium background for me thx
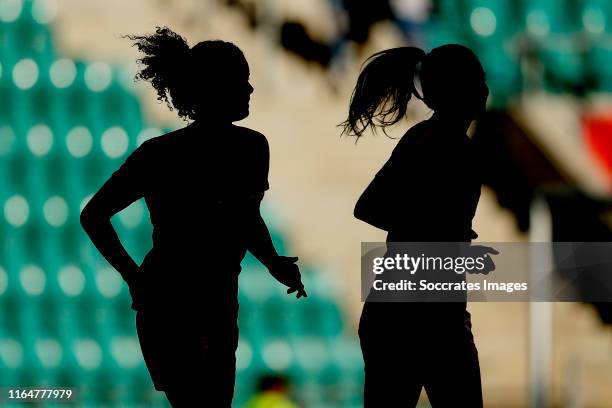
[0,0,612,406]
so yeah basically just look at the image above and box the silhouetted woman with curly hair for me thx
[80,27,306,407]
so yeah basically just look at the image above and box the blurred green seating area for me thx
[0,1,363,406]
[428,0,612,105]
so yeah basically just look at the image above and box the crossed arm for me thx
[354,156,411,232]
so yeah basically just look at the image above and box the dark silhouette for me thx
[343,44,488,407]
[280,21,333,68]
[80,27,306,407]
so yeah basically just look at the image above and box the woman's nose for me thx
[247,82,254,94]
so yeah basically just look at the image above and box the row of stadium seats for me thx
[0,318,361,406]
[0,62,143,150]
[0,260,346,339]
[435,0,612,36]
[0,0,56,68]
[428,0,612,103]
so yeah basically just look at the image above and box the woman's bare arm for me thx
[354,172,393,231]
[80,180,142,286]
[245,193,307,298]
[244,194,279,268]
[80,144,148,287]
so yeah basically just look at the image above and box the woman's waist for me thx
[142,243,247,266]
[138,250,242,293]
[135,277,239,310]
[361,301,469,326]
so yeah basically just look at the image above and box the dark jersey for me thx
[106,122,269,311]
[360,118,482,321]
[358,118,481,242]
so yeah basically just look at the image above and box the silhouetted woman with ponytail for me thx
[80,27,306,407]
[343,45,488,407]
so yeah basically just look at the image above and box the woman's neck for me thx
[188,119,232,131]
[430,112,472,133]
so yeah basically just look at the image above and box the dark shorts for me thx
[358,302,482,407]
[135,307,239,402]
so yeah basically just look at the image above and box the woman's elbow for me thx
[354,202,390,231]
[80,203,107,231]
[353,204,366,223]
[354,199,373,224]
[79,206,95,230]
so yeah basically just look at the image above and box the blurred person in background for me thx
[343,44,489,407]
[80,27,307,407]
[234,0,431,70]
[245,374,299,408]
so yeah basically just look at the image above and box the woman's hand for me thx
[268,256,308,299]
[466,245,499,275]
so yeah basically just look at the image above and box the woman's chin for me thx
[232,108,250,122]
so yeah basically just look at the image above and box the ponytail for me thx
[341,47,426,137]
[125,27,192,118]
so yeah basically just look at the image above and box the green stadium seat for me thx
[0,336,22,387]
[432,0,464,29]
[519,0,577,37]
[0,16,54,69]
[539,42,585,91]
[259,290,301,338]
[424,22,469,50]
[586,42,612,91]
[579,0,611,35]
[516,0,585,92]
[463,0,518,40]
[100,79,143,142]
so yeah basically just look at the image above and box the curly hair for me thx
[126,27,247,121]
[125,27,195,119]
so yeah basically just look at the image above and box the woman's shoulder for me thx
[231,124,267,139]
[393,120,434,153]
[136,129,182,154]
[230,125,269,149]
[398,119,471,149]
[137,125,269,156]
[408,120,435,141]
